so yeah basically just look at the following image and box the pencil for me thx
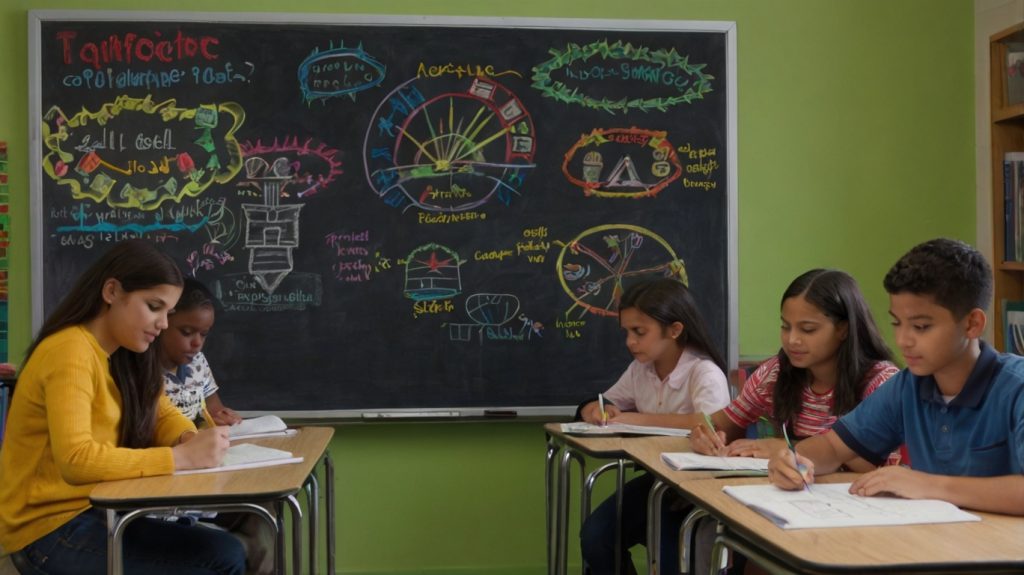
[200,396,217,429]
[782,422,812,492]
[598,393,608,426]
[702,412,725,450]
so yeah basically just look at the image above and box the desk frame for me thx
[545,424,633,575]
[91,427,335,575]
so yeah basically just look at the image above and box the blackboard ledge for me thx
[241,406,577,424]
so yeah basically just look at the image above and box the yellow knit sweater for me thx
[0,325,195,553]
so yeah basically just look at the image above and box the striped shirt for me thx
[723,355,899,439]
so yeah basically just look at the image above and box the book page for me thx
[227,415,288,440]
[560,422,690,437]
[175,443,303,475]
[722,483,980,529]
[661,452,768,471]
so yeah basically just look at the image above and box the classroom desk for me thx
[545,422,640,575]
[90,426,335,575]
[676,474,1024,575]
[620,436,716,575]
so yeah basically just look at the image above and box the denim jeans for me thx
[11,508,246,575]
[579,473,690,575]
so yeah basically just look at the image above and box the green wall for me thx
[0,1,974,574]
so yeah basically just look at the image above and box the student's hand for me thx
[849,466,931,499]
[689,423,727,456]
[172,426,230,470]
[608,409,646,425]
[768,447,815,490]
[726,438,785,459]
[581,401,621,424]
[213,407,242,426]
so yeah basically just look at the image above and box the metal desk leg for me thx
[613,458,626,575]
[285,494,303,575]
[325,450,335,575]
[679,507,709,574]
[305,472,320,574]
[557,447,584,575]
[711,530,792,575]
[274,499,287,575]
[645,479,669,575]
[546,435,559,575]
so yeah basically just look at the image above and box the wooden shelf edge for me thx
[992,22,1024,44]
[998,261,1024,272]
[994,103,1024,123]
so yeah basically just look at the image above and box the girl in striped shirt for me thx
[691,269,899,462]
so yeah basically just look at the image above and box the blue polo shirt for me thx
[833,342,1024,476]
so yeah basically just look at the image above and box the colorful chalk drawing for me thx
[364,76,536,212]
[562,128,682,198]
[299,41,386,104]
[403,243,464,301]
[531,39,713,113]
[557,224,688,318]
[41,94,244,210]
[446,293,544,343]
[231,136,342,293]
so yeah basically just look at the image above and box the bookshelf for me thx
[991,22,1024,352]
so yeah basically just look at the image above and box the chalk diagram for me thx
[562,127,682,198]
[41,95,244,211]
[403,243,464,301]
[446,293,543,343]
[364,76,536,212]
[236,137,343,293]
[557,224,687,318]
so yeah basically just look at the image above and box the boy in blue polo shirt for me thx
[769,238,1024,515]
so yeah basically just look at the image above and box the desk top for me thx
[678,475,1024,573]
[545,422,691,458]
[621,436,717,481]
[90,426,333,510]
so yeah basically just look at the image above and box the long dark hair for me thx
[26,239,183,448]
[618,278,726,373]
[773,269,893,434]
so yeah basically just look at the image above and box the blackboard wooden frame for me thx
[28,11,737,418]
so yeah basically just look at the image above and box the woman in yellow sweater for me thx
[0,239,245,574]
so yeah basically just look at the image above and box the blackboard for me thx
[29,12,736,417]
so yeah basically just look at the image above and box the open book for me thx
[175,443,304,475]
[722,483,980,529]
[227,415,293,441]
[661,452,768,472]
[560,422,690,437]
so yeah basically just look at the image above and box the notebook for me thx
[227,415,292,441]
[661,452,769,472]
[722,483,981,529]
[175,443,304,475]
[560,422,690,437]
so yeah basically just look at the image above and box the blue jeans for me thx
[11,508,246,575]
[580,473,689,575]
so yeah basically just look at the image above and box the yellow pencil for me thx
[200,396,217,429]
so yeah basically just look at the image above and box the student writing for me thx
[578,278,730,575]
[0,239,245,575]
[690,269,899,460]
[770,239,1024,516]
[157,277,272,575]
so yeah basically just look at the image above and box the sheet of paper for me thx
[227,415,288,439]
[661,452,768,471]
[175,443,304,475]
[560,422,690,437]
[722,483,981,529]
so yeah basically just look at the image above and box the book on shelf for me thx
[1004,299,1024,355]
[560,422,690,437]
[1004,152,1024,262]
